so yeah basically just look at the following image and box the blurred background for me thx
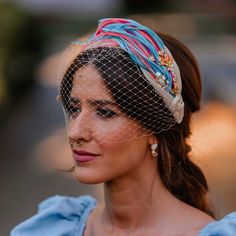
[1,0,236,234]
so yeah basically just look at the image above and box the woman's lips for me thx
[73,150,99,163]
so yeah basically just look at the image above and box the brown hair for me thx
[157,33,214,217]
[60,35,214,217]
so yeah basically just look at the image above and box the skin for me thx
[66,65,214,236]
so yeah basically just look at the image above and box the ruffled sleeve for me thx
[10,195,97,236]
[199,212,236,236]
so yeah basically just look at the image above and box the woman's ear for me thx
[147,134,159,146]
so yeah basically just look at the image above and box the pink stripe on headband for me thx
[95,18,131,36]
[94,31,151,59]
[139,30,161,51]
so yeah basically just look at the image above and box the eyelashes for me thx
[66,104,117,119]
[96,107,117,118]
[67,105,80,117]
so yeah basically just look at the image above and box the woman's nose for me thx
[67,111,92,142]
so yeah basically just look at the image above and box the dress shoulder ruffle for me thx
[11,197,236,236]
[10,195,97,236]
[199,212,236,236]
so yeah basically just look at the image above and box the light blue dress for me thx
[11,195,236,236]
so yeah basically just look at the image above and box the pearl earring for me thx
[151,144,158,157]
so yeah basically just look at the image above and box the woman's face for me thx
[66,64,156,184]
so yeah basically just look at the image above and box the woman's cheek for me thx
[95,119,140,144]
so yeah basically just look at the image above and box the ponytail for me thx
[158,128,214,217]
[157,33,215,218]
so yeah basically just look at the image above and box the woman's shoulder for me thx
[10,195,97,236]
[199,212,236,236]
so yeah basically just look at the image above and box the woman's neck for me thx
[101,163,177,232]
[86,160,214,236]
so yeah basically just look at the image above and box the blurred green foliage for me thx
[0,3,42,124]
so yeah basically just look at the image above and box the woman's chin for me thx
[73,169,104,184]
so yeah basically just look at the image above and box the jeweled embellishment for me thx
[158,49,173,69]
[149,55,155,61]
[158,49,179,96]
[155,72,168,89]
[171,84,180,95]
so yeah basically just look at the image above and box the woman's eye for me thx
[67,105,81,117]
[97,108,117,119]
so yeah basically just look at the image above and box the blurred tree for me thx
[0,2,42,125]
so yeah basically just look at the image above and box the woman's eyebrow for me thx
[69,97,80,105]
[88,99,117,107]
[69,97,117,107]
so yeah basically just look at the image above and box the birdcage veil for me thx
[58,18,184,144]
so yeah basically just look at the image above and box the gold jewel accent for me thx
[158,49,173,69]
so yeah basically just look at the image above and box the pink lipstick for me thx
[73,150,99,163]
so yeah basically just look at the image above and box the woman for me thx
[11,18,236,236]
